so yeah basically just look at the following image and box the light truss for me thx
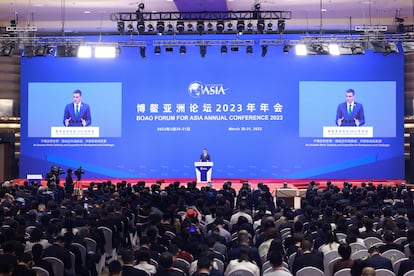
[153,39,254,47]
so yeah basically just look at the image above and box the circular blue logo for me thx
[188,81,203,98]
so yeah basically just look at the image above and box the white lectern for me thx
[194,162,213,182]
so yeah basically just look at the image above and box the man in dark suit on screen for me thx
[200,148,211,162]
[63,89,91,127]
[336,88,365,127]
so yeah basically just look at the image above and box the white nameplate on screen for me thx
[323,126,373,138]
[51,127,100,137]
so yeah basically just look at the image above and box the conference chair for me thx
[375,269,395,276]
[213,258,225,272]
[382,249,406,264]
[403,271,414,276]
[395,237,408,245]
[262,260,271,272]
[296,266,324,276]
[326,257,341,276]
[31,266,50,276]
[324,251,340,276]
[393,257,409,275]
[364,237,382,249]
[227,268,256,276]
[72,243,86,267]
[350,249,368,260]
[333,268,351,276]
[336,233,347,243]
[84,237,97,254]
[43,256,64,276]
[349,242,367,253]
[97,226,117,262]
[65,251,76,276]
[288,252,297,271]
[405,243,411,258]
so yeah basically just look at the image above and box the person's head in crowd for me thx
[31,244,45,260]
[121,249,135,265]
[268,250,284,268]
[196,256,212,274]
[363,217,374,231]
[28,227,43,243]
[338,243,352,260]
[300,239,313,253]
[383,230,395,244]
[54,235,65,247]
[2,241,14,255]
[237,230,250,245]
[351,258,364,276]
[17,252,33,267]
[346,225,360,244]
[108,260,122,276]
[159,252,174,269]
[237,246,251,262]
[136,250,151,264]
[361,267,376,276]
[264,227,278,241]
[368,246,380,257]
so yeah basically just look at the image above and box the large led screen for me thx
[20,35,405,180]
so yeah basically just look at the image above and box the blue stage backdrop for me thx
[20,35,405,180]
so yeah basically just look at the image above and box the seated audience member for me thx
[31,244,55,276]
[12,252,36,276]
[361,267,376,276]
[230,201,252,225]
[135,251,157,275]
[397,243,414,276]
[155,252,185,276]
[24,227,51,252]
[263,251,292,276]
[121,249,149,276]
[227,230,261,268]
[108,260,122,276]
[378,230,405,253]
[192,256,218,276]
[363,246,393,272]
[224,247,260,276]
[332,243,354,275]
[43,235,72,272]
[291,239,324,275]
[0,241,18,273]
[359,218,381,240]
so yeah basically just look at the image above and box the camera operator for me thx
[74,167,84,181]
[64,168,74,198]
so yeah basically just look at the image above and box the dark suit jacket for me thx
[292,251,324,275]
[397,257,414,276]
[122,265,149,276]
[336,101,365,126]
[364,254,393,271]
[63,102,91,126]
[44,244,72,270]
[200,153,211,162]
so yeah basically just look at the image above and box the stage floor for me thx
[13,177,406,191]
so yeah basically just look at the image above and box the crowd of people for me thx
[0,178,412,276]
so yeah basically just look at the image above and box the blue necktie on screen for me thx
[75,105,79,118]
[348,104,352,117]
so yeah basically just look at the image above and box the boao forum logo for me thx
[188,81,229,98]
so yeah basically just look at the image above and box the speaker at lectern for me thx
[194,162,213,182]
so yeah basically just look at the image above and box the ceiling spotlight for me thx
[187,23,193,32]
[246,45,253,54]
[147,24,154,32]
[154,46,161,55]
[176,20,185,33]
[227,22,233,32]
[127,23,134,33]
[351,45,365,54]
[138,2,145,10]
[137,21,145,34]
[247,22,253,32]
[95,46,117,58]
[55,45,79,57]
[216,20,224,33]
[254,3,261,11]
[207,22,213,32]
[257,19,265,33]
[200,45,206,58]
[237,20,245,34]
[0,44,14,56]
[197,20,205,34]
[261,45,267,57]
[77,45,92,58]
[140,46,146,58]
[179,45,186,54]
[156,21,165,34]
[167,23,174,33]
[328,44,340,55]
[22,45,34,57]
[267,22,273,32]
[277,19,285,34]
[117,21,125,34]
[221,45,227,54]
[283,44,291,54]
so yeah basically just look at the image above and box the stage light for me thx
[207,22,213,32]
[55,45,79,57]
[154,46,161,55]
[200,45,206,57]
[95,46,117,58]
[127,23,134,33]
[231,46,239,52]
[147,24,154,32]
[328,44,340,55]
[371,40,398,55]
[254,3,261,11]
[140,46,146,58]
[227,22,233,32]
[179,45,186,54]
[187,23,193,32]
[77,45,92,58]
[283,44,291,54]
[267,22,273,32]
[261,45,267,57]
[22,45,34,57]
[117,21,125,34]
[277,19,285,34]
[0,44,14,56]
[138,2,145,10]
[295,44,308,56]
[246,45,253,54]
[197,20,204,34]
[137,21,145,34]
[350,45,365,54]
[216,20,224,33]
[247,22,253,32]
[156,21,165,34]
[165,47,173,52]
[237,20,245,34]
[176,20,185,33]
[257,19,265,33]
[221,45,227,54]
[167,23,174,33]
